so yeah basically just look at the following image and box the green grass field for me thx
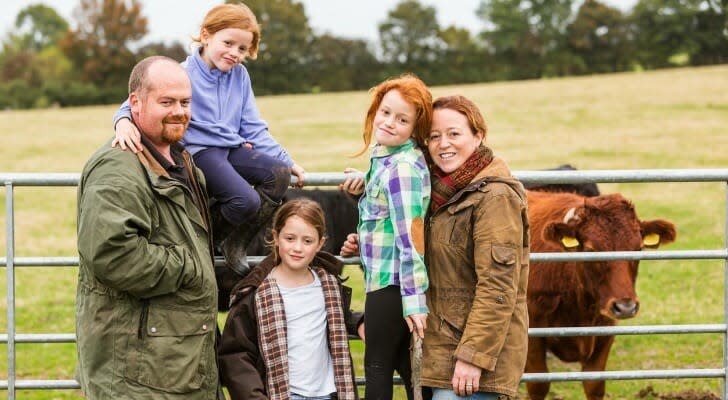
[1,64,727,399]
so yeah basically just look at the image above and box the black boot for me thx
[222,190,281,277]
[209,203,236,252]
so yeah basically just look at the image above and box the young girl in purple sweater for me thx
[112,3,304,277]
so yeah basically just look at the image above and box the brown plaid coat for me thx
[218,252,362,400]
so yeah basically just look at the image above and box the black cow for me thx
[523,164,600,197]
[245,188,360,257]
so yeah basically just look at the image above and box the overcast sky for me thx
[2,0,637,46]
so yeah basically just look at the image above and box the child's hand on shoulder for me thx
[112,118,142,153]
[339,167,364,195]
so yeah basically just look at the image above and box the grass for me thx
[1,64,727,399]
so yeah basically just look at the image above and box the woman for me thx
[340,94,528,399]
[422,95,529,399]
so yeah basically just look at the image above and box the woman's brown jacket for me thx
[421,156,529,398]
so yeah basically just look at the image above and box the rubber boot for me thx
[209,203,236,253]
[222,190,281,277]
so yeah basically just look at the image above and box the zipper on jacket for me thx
[137,300,149,339]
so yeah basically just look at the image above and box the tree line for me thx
[1,0,726,109]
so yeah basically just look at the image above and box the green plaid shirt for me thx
[357,139,431,316]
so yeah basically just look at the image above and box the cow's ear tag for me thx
[561,236,580,249]
[643,233,660,247]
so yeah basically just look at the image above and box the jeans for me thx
[290,394,331,400]
[431,388,502,400]
[193,146,290,225]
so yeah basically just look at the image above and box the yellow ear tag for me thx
[643,233,660,247]
[561,236,580,248]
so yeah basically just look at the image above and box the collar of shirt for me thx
[140,134,187,179]
[370,138,416,159]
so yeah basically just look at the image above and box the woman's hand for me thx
[112,118,142,153]
[357,322,366,342]
[339,233,359,257]
[451,359,482,396]
[339,167,364,196]
[405,313,427,339]
[291,163,305,188]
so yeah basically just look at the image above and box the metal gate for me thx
[2,169,728,399]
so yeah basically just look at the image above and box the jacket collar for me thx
[229,251,344,307]
[472,154,512,181]
[430,150,524,215]
[135,141,208,231]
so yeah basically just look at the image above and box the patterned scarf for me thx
[430,146,493,213]
[255,268,356,400]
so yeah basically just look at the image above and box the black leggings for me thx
[364,285,413,400]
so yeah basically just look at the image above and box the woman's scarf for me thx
[430,146,493,213]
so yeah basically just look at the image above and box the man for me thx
[76,56,219,399]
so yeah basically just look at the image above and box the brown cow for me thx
[525,191,677,400]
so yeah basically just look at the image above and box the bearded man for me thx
[75,56,220,400]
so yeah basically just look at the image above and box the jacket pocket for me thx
[492,245,516,267]
[488,245,518,305]
[124,307,215,393]
[440,315,464,342]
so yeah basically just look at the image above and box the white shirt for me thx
[278,270,336,396]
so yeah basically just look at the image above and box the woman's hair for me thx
[432,95,488,142]
[192,3,261,60]
[269,198,327,264]
[356,74,433,156]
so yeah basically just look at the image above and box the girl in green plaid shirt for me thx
[340,74,432,399]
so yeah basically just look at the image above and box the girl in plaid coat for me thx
[218,198,362,400]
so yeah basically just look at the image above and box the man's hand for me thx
[113,118,142,153]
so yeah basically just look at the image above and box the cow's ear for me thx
[640,219,677,249]
[544,222,581,251]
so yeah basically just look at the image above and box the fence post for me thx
[5,182,16,400]
[724,181,728,400]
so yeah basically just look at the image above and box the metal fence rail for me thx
[3,170,728,397]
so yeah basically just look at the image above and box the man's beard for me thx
[161,115,190,144]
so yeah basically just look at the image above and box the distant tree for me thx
[436,26,495,83]
[629,0,728,68]
[235,0,314,94]
[689,0,728,65]
[137,41,189,63]
[59,0,148,97]
[567,0,633,74]
[0,46,42,87]
[307,34,382,92]
[378,0,443,69]
[477,0,572,79]
[14,4,69,52]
